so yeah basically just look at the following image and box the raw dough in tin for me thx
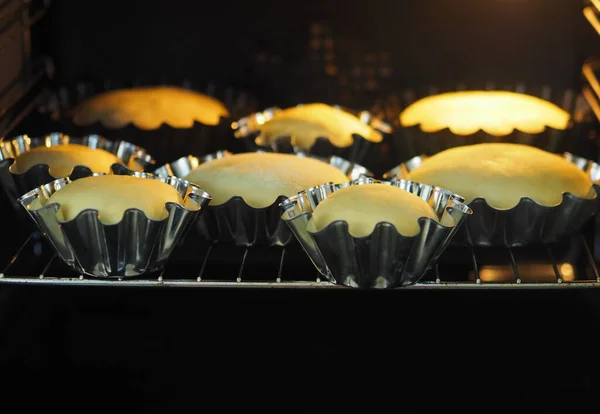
[72,86,230,129]
[12,144,122,178]
[45,175,187,224]
[406,143,593,209]
[256,103,382,149]
[307,183,439,237]
[183,152,349,208]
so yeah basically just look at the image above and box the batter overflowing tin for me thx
[232,103,391,166]
[18,165,211,278]
[385,144,600,247]
[280,177,471,288]
[154,151,373,246]
[0,133,154,215]
[44,81,258,164]
[374,86,595,164]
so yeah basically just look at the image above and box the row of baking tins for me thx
[0,133,599,289]
[42,83,591,175]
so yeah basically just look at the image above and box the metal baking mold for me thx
[43,80,260,165]
[377,85,595,165]
[231,104,392,164]
[279,177,472,288]
[154,151,374,246]
[17,166,211,278]
[0,133,155,213]
[384,153,600,247]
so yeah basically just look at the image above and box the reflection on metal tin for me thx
[154,151,374,246]
[231,104,391,164]
[279,177,472,289]
[17,165,211,278]
[385,153,600,247]
[378,86,593,164]
[0,133,155,214]
[153,150,232,178]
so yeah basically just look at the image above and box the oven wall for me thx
[43,0,596,108]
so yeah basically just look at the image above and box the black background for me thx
[40,0,599,107]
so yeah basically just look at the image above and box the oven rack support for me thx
[0,231,599,290]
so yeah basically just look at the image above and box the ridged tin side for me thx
[154,151,374,246]
[280,177,472,288]
[384,153,600,246]
[18,166,211,278]
[232,105,391,165]
[0,133,155,215]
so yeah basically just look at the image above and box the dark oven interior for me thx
[1,0,600,410]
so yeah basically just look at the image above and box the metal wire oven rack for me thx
[2,206,599,289]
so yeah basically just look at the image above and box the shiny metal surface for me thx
[231,104,391,164]
[0,228,599,289]
[279,177,472,288]
[17,166,211,278]
[152,150,231,178]
[385,153,600,247]
[154,151,373,247]
[0,133,155,211]
[382,86,591,162]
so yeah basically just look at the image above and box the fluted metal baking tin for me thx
[379,85,595,164]
[18,166,211,278]
[232,105,392,165]
[44,80,259,165]
[0,133,155,215]
[154,151,374,246]
[279,177,472,288]
[384,153,600,247]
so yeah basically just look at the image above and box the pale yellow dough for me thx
[72,86,230,129]
[183,152,348,208]
[12,144,122,178]
[307,184,439,237]
[399,91,570,136]
[256,103,382,149]
[46,175,186,224]
[406,143,593,209]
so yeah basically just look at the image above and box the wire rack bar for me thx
[0,230,599,289]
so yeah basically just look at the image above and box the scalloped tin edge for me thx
[384,87,592,161]
[279,177,472,288]
[0,133,157,217]
[17,166,211,278]
[152,150,376,246]
[0,132,155,171]
[230,104,391,161]
[384,152,600,246]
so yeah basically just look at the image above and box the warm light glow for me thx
[399,91,571,136]
[583,87,600,121]
[469,263,576,283]
[584,6,600,36]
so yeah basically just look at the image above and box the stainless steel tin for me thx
[384,153,600,247]
[232,104,391,165]
[153,150,231,178]
[154,151,374,246]
[43,80,259,165]
[18,166,211,278]
[375,85,594,164]
[0,133,155,213]
[279,177,472,288]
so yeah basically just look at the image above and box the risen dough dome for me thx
[183,152,348,208]
[406,143,593,209]
[256,103,382,149]
[399,91,570,136]
[307,184,439,237]
[46,175,185,224]
[12,144,122,177]
[72,86,230,129]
